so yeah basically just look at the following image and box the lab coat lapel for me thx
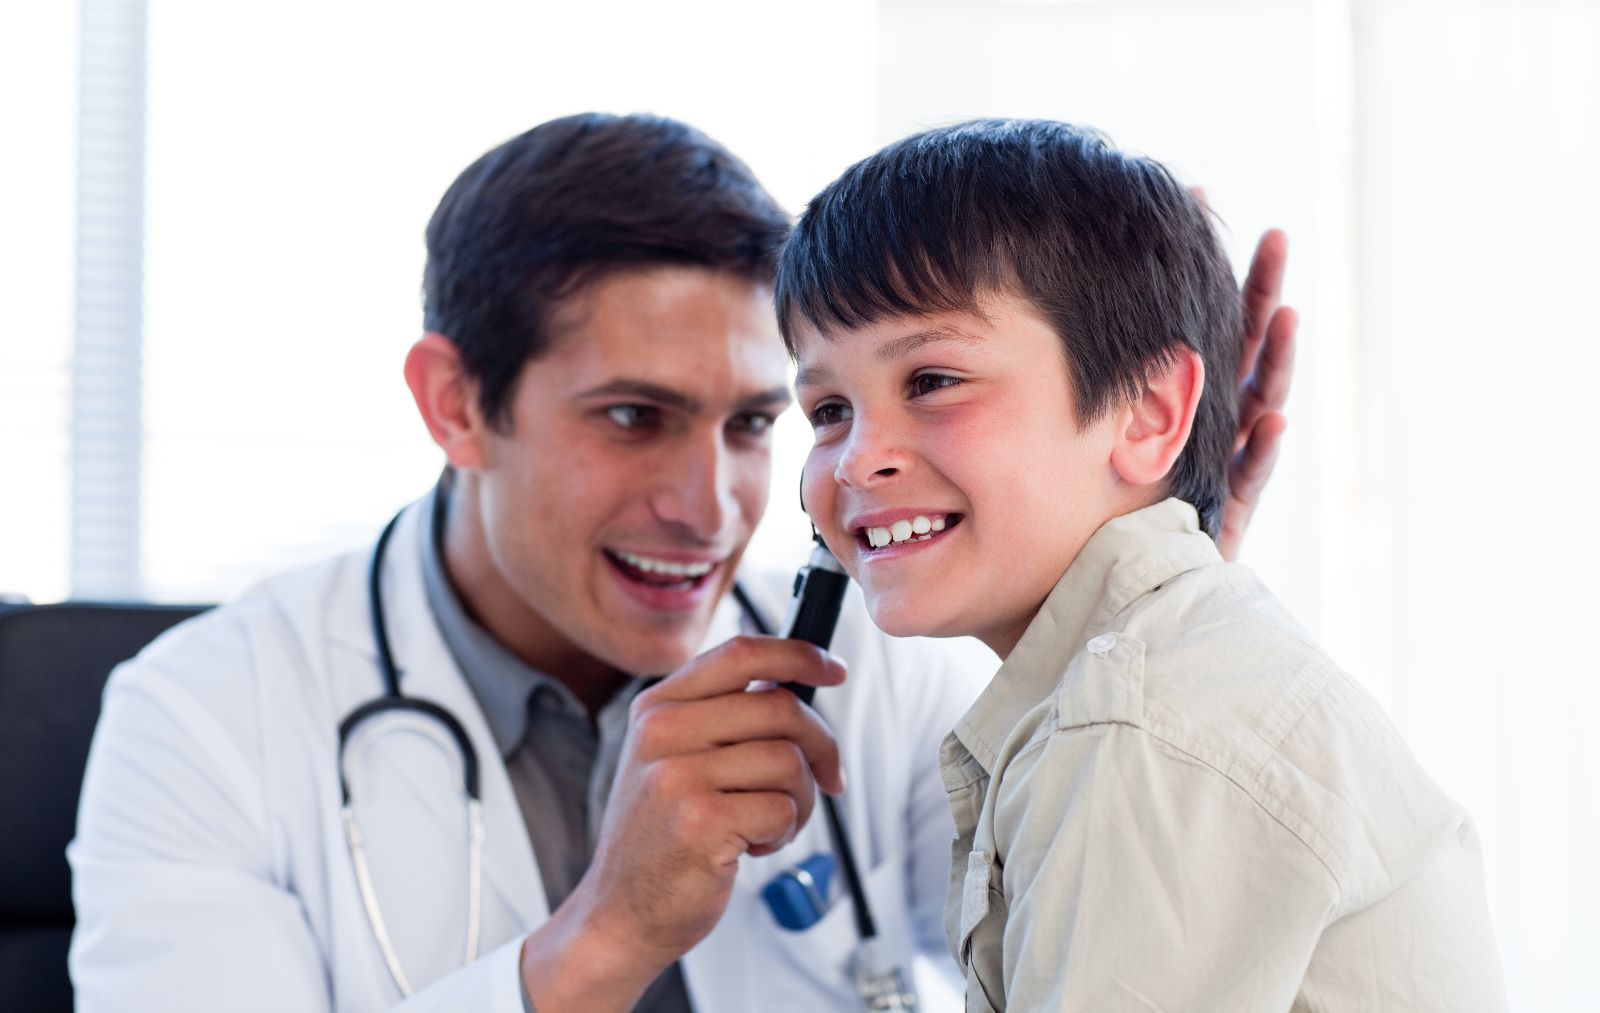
[329,500,551,932]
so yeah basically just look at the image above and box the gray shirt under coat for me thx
[418,480,694,1013]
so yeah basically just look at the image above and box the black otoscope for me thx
[778,526,919,1011]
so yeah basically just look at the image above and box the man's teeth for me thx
[614,551,715,578]
[865,515,948,549]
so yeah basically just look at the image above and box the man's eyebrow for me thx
[575,379,792,413]
[739,386,793,410]
[795,325,985,390]
[575,379,700,413]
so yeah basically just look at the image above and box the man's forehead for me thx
[526,267,790,405]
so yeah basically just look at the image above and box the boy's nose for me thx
[835,423,905,488]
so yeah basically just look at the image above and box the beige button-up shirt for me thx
[940,499,1507,1012]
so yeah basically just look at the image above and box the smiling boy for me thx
[779,120,1507,1011]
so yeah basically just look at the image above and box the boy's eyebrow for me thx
[795,325,986,390]
[874,324,987,362]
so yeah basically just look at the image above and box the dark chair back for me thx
[0,602,208,1013]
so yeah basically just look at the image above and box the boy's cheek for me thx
[799,450,846,550]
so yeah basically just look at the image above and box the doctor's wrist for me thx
[518,897,664,1013]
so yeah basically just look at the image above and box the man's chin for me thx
[592,561,739,675]
[587,616,713,678]
[607,641,702,679]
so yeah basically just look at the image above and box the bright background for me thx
[4,0,1597,1008]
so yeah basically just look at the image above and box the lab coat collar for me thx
[327,497,552,930]
[950,497,1221,776]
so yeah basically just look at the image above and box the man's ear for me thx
[1110,348,1205,488]
[403,333,489,471]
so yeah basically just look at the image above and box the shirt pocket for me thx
[957,849,1006,1012]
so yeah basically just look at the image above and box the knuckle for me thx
[629,685,661,721]
[649,756,693,799]
[760,685,802,723]
[676,793,720,839]
[630,704,664,749]
[753,738,807,780]
[633,702,690,755]
[775,740,809,779]
[719,635,761,666]
[771,793,800,828]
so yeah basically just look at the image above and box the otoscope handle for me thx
[780,542,850,704]
[776,537,881,945]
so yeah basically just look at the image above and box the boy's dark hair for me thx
[424,113,791,428]
[775,119,1240,538]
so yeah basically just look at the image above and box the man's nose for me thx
[650,430,740,540]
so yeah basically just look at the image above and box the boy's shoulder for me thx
[1035,558,1467,912]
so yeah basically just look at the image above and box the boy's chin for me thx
[864,596,961,640]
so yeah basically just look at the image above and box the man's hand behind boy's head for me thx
[1220,228,1297,561]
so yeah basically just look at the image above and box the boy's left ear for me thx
[1110,348,1205,488]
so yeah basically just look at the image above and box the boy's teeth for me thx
[615,550,714,578]
[865,514,948,548]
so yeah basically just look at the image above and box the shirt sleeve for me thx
[989,722,1340,1012]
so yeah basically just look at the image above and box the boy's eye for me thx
[605,404,660,430]
[807,401,852,428]
[910,373,963,397]
[729,411,777,437]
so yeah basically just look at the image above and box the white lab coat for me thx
[68,500,988,1012]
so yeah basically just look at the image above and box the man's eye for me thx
[605,405,659,430]
[807,402,852,428]
[729,412,777,437]
[911,373,963,397]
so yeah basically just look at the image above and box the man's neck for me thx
[436,475,629,718]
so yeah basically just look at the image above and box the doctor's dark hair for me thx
[423,113,791,428]
[774,120,1241,538]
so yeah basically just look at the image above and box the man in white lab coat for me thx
[67,113,1296,1012]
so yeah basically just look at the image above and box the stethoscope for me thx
[338,509,484,998]
[339,503,917,1009]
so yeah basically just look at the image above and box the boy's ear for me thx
[1109,348,1205,489]
[403,333,489,472]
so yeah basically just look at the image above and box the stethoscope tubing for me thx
[343,504,881,998]
[340,509,485,997]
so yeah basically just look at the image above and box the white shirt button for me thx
[1086,634,1117,656]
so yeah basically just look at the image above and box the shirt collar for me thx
[417,474,588,758]
[951,497,1222,774]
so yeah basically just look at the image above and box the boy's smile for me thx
[850,509,961,556]
[794,295,1129,656]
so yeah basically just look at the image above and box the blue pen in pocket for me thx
[761,852,838,931]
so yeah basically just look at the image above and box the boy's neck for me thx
[980,491,1171,660]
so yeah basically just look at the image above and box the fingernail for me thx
[835,766,849,796]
